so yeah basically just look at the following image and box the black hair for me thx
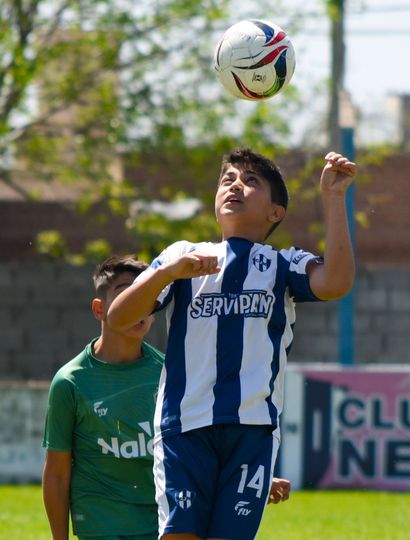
[93,255,148,298]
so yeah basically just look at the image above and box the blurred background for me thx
[0,0,409,491]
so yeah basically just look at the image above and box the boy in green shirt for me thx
[42,256,164,539]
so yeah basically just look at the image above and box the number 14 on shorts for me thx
[237,464,265,499]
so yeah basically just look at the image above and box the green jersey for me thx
[43,339,164,538]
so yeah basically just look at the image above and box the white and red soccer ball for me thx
[214,19,296,101]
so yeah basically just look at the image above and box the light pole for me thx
[338,90,356,366]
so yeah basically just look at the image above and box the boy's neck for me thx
[220,220,270,244]
[222,230,268,244]
[92,332,144,365]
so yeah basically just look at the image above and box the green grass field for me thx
[1,486,409,539]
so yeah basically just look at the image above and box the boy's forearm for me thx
[310,192,355,299]
[108,266,173,331]
[323,191,355,284]
[108,252,220,331]
[43,476,70,540]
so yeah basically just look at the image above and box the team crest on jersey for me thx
[252,254,271,272]
[175,489,195,510]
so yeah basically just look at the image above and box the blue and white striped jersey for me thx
[138,237,321,442]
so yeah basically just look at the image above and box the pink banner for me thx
[301,368,410,491]
[277,370,410,491]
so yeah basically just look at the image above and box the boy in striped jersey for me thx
[108,148,357,540]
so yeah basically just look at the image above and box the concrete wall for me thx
[0,382,48,483]
[0,262,167,380]
[0,263,409,483]
[292,268,410,364]
[0,263,409,381]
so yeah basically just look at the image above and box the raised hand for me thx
[320,151,357,194]
[164,252,221,281]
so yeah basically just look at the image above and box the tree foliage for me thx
[0,0,233,187]
[1,0,298,178]
[0,0,324,261]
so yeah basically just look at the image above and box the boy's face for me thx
[95,272,154,338]
[215,164,284,240]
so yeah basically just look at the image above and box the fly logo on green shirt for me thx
[97,421,154,458]
[93,400,108,417]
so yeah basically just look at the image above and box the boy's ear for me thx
[92,298,105,321]
[269,204,286,223]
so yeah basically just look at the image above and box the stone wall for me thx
[0,263,409,382]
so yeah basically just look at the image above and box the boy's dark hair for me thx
[220,148,289,236]
[93,255,148,298]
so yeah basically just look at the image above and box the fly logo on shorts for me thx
[235,501,252,516]
[175,489,195,510]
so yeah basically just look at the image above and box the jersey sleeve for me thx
[134,241,194,310]
[283,247,324,303]
[42,373,76,451]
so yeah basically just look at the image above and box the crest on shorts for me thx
[175,489,195,510]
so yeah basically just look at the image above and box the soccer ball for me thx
[214,19,296,101]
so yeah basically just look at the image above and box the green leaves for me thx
[1,0,309,263]
[35,230,68,259]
